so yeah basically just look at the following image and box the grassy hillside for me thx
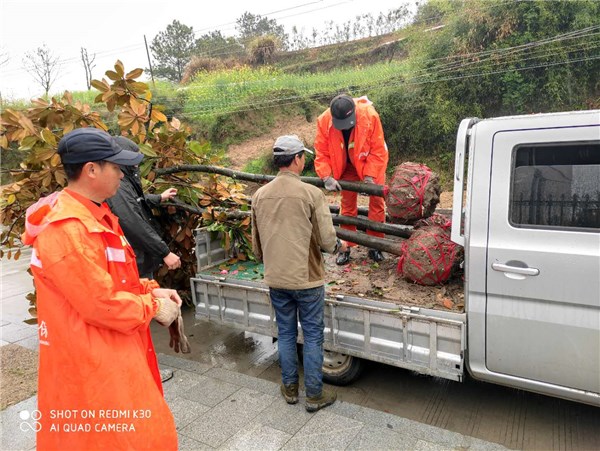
[3,0,599,187]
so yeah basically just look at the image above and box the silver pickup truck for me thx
[191,109,600,406]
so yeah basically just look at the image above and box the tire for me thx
[296,344,365,386]
[322,349,364,386]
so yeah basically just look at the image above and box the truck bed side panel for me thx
[192,275,466,381]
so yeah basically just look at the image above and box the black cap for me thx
[58,128,143,166]
[330,94,356,130]
[113,136,140,153]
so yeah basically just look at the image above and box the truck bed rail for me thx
[192,274,466,382]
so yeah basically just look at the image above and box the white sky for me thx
[0,0,413,101]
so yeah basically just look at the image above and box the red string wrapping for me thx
[397,226,457,286]
[385,162,440,224]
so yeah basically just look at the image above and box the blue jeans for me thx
[269,286,325,398]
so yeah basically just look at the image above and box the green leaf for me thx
[139,159,154,178]
[188,140,207,156]
[138,143,158,157]
[19,135,38,150]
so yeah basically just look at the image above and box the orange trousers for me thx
[340,165,386,246]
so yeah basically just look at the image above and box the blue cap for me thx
[58,128,143,166]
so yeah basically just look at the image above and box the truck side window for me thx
[510,142,600,230]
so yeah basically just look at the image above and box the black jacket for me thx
[107,167,170,276]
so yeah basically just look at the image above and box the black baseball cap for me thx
[58,128,143,166]
[330,94,356,130]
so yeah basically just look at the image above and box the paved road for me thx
[3,249,599,450]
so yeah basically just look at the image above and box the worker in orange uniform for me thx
[22,128,180,450]
[314,94,389,265]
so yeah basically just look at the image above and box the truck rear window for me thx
[510,142,600,230]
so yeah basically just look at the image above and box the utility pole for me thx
[144,35,155,87]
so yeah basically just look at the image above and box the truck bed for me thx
[192,252,467,382]
[197,245,465,313]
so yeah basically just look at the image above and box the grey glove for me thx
[168,313,191,353]
[363,176,375,184]
[323,176,342,191]
[154,298,180,327]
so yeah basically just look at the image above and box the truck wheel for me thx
[322,350,364,386]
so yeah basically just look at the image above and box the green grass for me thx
[181,60,409,121]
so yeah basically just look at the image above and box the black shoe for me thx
[160,368,174,383]
[336,250,350,265]
[368,249,384,262]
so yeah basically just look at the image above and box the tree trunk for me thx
[154,165,385,197]
[332,214,412,238]
[166,200,411,240]
[335,228,403,256]
[329,205,393,222]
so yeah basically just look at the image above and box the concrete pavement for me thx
[1,352,508,451]
[1,247,508,450]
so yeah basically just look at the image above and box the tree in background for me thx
[373,0,600,171]
[80,47,96,90]
[236,12,288,49]
[22,45,61,96]
[196,30,244,59]
[150,20,197,82]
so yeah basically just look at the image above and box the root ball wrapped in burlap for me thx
[385,162,440,224]
[397,225,458,286]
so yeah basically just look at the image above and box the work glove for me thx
[363,176,375,184]
[154,297,180,327]
[168,313,191,354]
[323,176,342,192]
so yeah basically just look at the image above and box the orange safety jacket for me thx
[22,189,177,451]
[314,96,388,182]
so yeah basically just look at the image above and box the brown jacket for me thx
[252,171,338,289]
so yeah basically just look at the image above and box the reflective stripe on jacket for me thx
[251,171,338,290]
[314,97,388,181]
[22,190,177,450]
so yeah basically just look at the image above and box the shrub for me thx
[248,35,280,66]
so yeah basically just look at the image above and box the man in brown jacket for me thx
[252,135,347,412]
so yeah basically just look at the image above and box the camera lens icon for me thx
[19,410,42,432]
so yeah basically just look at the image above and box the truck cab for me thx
[453,110,600,406]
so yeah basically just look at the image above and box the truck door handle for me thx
[492,262,540,276]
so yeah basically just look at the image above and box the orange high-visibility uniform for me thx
[314,97,388,242]
[22,189,177,451]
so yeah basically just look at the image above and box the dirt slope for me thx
[226,116,317,170]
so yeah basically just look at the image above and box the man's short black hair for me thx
[63,160,107,181]
[273,150,303,168]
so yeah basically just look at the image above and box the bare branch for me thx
[22,45,61,96]
[80,47,96,90]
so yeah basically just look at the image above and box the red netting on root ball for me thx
[385,162,441,225]
[397,226,457,286]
